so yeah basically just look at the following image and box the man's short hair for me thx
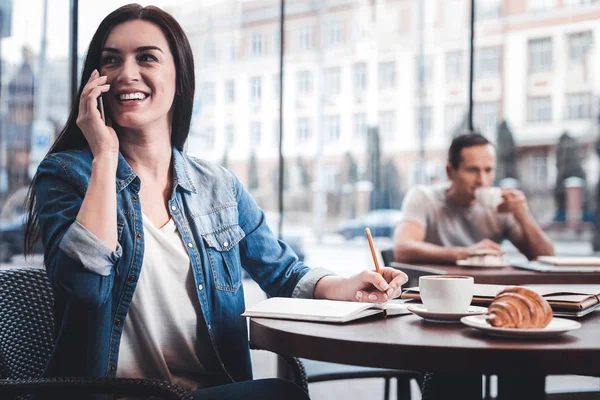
[448,132,491,169]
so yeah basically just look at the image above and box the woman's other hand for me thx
[76,69,119,157]
[314,267,408,303]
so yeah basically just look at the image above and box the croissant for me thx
[486,287,553,328]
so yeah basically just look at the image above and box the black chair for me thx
[0,267,307,399]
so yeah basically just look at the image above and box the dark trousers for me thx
[191,378,310,400]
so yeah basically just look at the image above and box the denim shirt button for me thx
[131,195,138,201]
[171,205,177,211]
[223,241,229,247]
[108,364,116,372]
[115,319,122,326]
[136,233,142,239]
[128,275,136,283]
[198,284,203,290]
[187,242,193,248]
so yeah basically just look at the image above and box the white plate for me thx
[456,260,510,268]
[461,315,582,338]
[407,305,487,323]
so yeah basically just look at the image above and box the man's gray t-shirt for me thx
[398,184,521,247]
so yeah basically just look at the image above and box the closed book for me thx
[242,297,410,323]
[401,284,600,318]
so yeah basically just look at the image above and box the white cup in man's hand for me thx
[475,187,503,209]
[419,275,474,313]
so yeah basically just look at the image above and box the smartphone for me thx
[97,95,106,123]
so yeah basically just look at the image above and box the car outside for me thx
[337,209,403,240]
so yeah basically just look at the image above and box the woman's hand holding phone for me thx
[76,69,119,158]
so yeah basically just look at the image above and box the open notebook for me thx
[242,297,410,323]
[401,284,600,318]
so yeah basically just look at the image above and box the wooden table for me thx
[397,262,600,285]
[250,312,600,400]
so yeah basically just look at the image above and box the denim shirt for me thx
[34,146,332,383]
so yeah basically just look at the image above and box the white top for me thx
[116,214,208,390]
[399,184,521,247]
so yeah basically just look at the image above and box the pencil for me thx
[365,228,382,275]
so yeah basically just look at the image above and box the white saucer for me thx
[407,305,487,323]
[461,315,582,339]
[456,260,510,268]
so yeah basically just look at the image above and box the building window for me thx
[566,93,592,119]
[475,47,499,77]
[324,67,341,97]
[378,111,396,139]
[250,122,261,146]
[297,118,311,143]
[569,31,593,62]
[417,107,432,139]
[474,102,499,137]
[529,38,552,72]
[526,151,549,189]
[201,127,216,150]
[273,74,280,98]
[297,71,312,96]
[250,77,262,101]
[528,0,556,10]
[225,80,235,103]
[225,124,235,144]
[416,56,433,84]
[446,51,462,82]
[204,39,216,64]
[298,25,312,50]
[527,97,552,122]
[200,82,215,106]
[353,63,367,93]
[445,104,465,133]
[226,38,237,62]
[475,0,501,21]
[250,32,263,57]
[323,165,341,191]
[379,62,396,89]
[324,115,340,143]
[353,113,367,139]
[273,29,281,55]
[324,20,342,47]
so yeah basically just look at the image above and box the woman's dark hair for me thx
[24,3,195,255]
[448,132,492,169]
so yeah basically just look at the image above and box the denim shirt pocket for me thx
[202,223,246,292]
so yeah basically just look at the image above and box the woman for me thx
[24,4,407,399]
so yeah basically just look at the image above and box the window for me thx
[525,152,549,189]
[527,97,552,122]
[200,82,215,106]
[204,39,216,64]
[417,107,432,139]
[273,29,281,55]
[273,120,281,147]
[446,51,462,82]
[379,111,396,139]
[323,165,341,191]
[250,32,263,57]
[528,0,556,10]
[298,25,312,50]
[353,113,367,139]
[225,124,235,144]
[250,122,262,146]
[225,80,235,103]
[353,63,367,92]
[566,93,592,119]
[273,74,280,98]
[445,104,465,132]
[201,127,216,150]
[226,38,237,62]
[324,20,342,47]
[569,31,593,62]
[529,38,552,72]
[250,77,262,101]
[475,47,499,77]
[474,102,499,137]
[416,56,433,84]
[297,118,311,143]
[297,71,312,96]
[475,0,501,20]
[324,115,340,143]
[324,68,341,97]
[379,62,396,89]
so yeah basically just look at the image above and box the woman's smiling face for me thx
[100,20,176,132]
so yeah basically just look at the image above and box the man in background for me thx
[393,133,554,264]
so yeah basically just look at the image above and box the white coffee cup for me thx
[475,187,503,209]
[419,275,474,313]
